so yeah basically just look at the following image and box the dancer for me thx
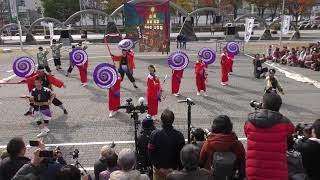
[50,39,63,70]
[171,69,184,97]
[265,69,284,95]
[195,56,208,96]
[109,76,121,118]
[147,65,162,119]
[22,68,68,116]
[37,47,51,74]
[220,47,232,86]
[66,43,88,77]
[30,77,55,138]
[111,49,138,88]
[253,54,268,79]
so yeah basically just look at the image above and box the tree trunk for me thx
[234,8,237,19]
[261,8,265,18]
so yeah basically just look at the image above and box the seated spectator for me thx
[0,137,30,180]
[266,45,273,60]
[281,51,289,65]
[148,109,185,180]
[167,144,212,180]
[305,50,317,69]
[200,115,245,179]
[298,46,307,67]
[310,57,320,71]
[280,46,289,57]
[253,54,268,79]
[56,165,81,180]
[99,150,119,180]
[245,92,295,180]
[287,51,299,66]
[272,47,281,62]
[94,145,114,180]
[109,148,149,180]
[295,119,320,180]
[191,128,206,151]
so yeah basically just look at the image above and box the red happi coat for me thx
[108,78,121,111]
[221,53,232,83]
[147,74,162,116]
[195,62,207,92]
[24,73,64,92]
[77,61,88,83]
[112,52,136,73]
[171,69,184,94]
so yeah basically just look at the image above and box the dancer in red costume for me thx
[221,47,233,86]
[171,69,184,97]
[108,76,121,118]
[78,61,88,87]
[195,56,208,96]
[147,65,162,119]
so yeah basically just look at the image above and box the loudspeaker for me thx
[60,30,70,38]
[226,26,236,35]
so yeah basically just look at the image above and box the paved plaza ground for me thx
[0,41,319,169]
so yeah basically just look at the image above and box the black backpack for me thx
[212,142,238,180]
[287,150,308,180]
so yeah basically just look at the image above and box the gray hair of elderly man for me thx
[117,148,136,171]
[180,144,200,171]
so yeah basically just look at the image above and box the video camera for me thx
[250,100,262,110]
[118,98,148,114]
[70,149,79,159]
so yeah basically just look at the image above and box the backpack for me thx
[287,150,308,180]
[212,142,238,180]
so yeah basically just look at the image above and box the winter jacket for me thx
[0,156,30,180]
[94,158,109,180]
[295,138,320,180]
[37,51,49,66]
[245,109,295,180]
[109,169,149,180]
[50,43,62,59]
[199,133,246,173]
[166,168,212,180]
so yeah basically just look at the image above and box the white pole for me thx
[17,19,23,50]
[280,0,285,46]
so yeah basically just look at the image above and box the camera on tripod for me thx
[70,149,79,159]
[118,98,148,114]
[250,100,262,110]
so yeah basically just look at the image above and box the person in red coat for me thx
[195,56,208,96]
[111,49,137,88]
[147,65,162,119]
[108,76,121,118]
[220,47,232,86]
[245,92,295,180]
[22,68,67,116]
[171,69,184,97]
[77,61,88,87]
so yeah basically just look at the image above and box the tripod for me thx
[178,98,195,143]
[74,157,88,176]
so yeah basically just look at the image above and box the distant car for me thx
[223,23,233,27]
[298,21,309,26]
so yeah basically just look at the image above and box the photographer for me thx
[245,92,295,180]
[137,117,156,171]
[252,54,268,79]
[295,119,320,180]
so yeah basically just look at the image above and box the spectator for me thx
[253,54,268,79]
[181,34,187,49]
[0,137,30,180]
[298,46,306,67]
[272,47,281,62]
[167,144,212,180]
[137,116,156,170]
[200,115,245,179]
[109,148,149,180]
[245,92,295,180]
[94,145,114,180]
[264,69,284,95]
[266,45,272,60]
[191,128,206,151]
[99,151,119,180]
[148,109,185,180]
[56,165,81,180]
[295,119,320,180]
[287,136,307,180]
[176,34,182,49]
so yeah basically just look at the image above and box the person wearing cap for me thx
[37,47,51,74]
[108,74,121,118]
[171,69,184,97]
[220,47,232,86]
[147,65,163,119]
[195,55,208,96]
[111,49,137,89]
[50,39,63,70]
[137,116,156,171]
[265,69,284,95]
[109,148,149,180]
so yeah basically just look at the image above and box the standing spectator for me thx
[109,148,149,180]
[99,151,119,180]
[94,145,115,180]
[245,92,295,180]
[148,109,185,180]
[50,39,63,70]
[0,137,30,180]
[295,119,320,180]
[167,144,212,180]
[176,34,182,49]
[181,34,187,49]
[191,128,206,151]
[200,115,245,179]
[37,47,51,74]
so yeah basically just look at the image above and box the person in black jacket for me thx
[0,137,30,180]
[94,145,115,180]
[148,109,185,180]
[253,54,268,79]
[295,119,320,180]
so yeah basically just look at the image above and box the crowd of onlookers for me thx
[265,43,320,71]
[1,92,320,180]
